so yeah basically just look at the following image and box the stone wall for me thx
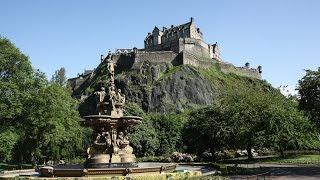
[182,50,214,69]
[112,51,179,71]
[133,51,178,69]
[161,38,180,52]
[219,62,261,79]
[179,38,211,58]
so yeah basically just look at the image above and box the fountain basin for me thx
[82,115,142,127]
[39,163,176,177]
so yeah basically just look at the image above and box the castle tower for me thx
[189,17,203,40]
[210,42,222,61]
[152,26,163,46]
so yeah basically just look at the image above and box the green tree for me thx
[184,86,318,160]
[0,37,34,162]
[183,105,232,156]
[51,67,67,86]
[261,99,319,157]
[0,37,33,83]
[150,113,186,155]
[0,37,33,123]
[223,89,318,158]
[0,127,19,162]
[18,83,83,162]
[222,89,270,159]
[129,117,160,157]
[125,102,160,157]
[298,68,320,130]
[0,37,84,163]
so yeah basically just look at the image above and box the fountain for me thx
[39,55,176,177]
[84,57,141,167]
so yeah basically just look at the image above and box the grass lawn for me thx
[220,154,320,165]
[0,163,33,171]
[264,154,320,165]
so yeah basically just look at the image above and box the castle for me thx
[68,18,262,96]
[144,17,222,61]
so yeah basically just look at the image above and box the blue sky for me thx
[1,0,320,89]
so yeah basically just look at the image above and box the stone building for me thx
[144,17,222,61]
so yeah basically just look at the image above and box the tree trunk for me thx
[246,147,253,160]
[280,147,285,158]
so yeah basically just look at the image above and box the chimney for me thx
[190,17,194,22]
[171,25,174,28]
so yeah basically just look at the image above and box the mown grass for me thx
[265,154,320,165]
[221,153,320,165]
[0,163,33,171]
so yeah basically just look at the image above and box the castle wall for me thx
[179,38,211,58]
[133,51,178,69]
[112,53,135,72]
[182,50,214,69]
[111,51,180,72]
[219,62,261,79]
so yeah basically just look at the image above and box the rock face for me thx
[148,66,215,113]
[77,59,268,116]
[115,62,216,113]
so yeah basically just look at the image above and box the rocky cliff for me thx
[76,61,272,116]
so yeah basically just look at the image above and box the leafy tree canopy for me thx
[298,68,320,130]
[0,37,83,163]
[184,87,319,159]
[51,67,67,86]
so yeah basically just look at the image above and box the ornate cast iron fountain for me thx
[83,55,142,167]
